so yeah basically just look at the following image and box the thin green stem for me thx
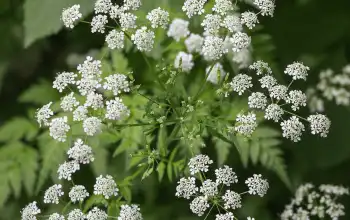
[283,109,308,122]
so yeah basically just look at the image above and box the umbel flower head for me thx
[21,202,41,220]
[44,184,64,204]
[118,204,143,220]
[61,5,82,29]
[94,175,119,199]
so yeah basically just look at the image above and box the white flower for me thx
[213,0,233,15]
[36,102,54,127]
[76,77,101,96]
[94,0,112,14]
[249,60,272,75]
[21,202,41,220]
[307,114,331,137]
[188,154,213,175]
[124,0,141,10]
[69,185,89,203]
[229,74,253,95]
[190,196,209,216]
[109,5,125,19]
[247,217,255,220]
[259,75,277,89]
[269,85,288,100]
[222,15,242,33]
[49,116,70,142]
[206,63,226,84]
[286,90,307,111]
[182,0,207,18]
[222,190,242,209]
[73,106,88,121]
[216,212,235,220]
[234,112,257,136]
[174,51,194,72]
[265,104,284,122]
[248,92,268,109]
[146,7,169,28]
[167,19,190,42]
[215,165,238,186]
[85,92,104,110]
[232,49,252,69]
[105,97,130,120]
[319,184,349,196]
[118,204,143,220]
[58,161,80,180]
[94,175,119,199]
[131,26,155,52]
[77,56,102,79]
[284,62,310,81]
[254,0,275,16]
[201,14,221,35]
[49,213,65,220]
[83,117,102,136]
[231,32,251,52]
[201,36,226,61]
[61,92,79,112]
[53,71,77,92]
[61,5,82,29]
[175,177,198,199]
[67,139,94,164]
[281,116,305,142]
[200,179,218,197]
[91,15,108,33]
[245,174,269,197]
[106,30,124,49]
[103,74,130,95]
[185,34,204,53]
[68,209,85,220]
[120,12,137,30]
[86,207,108,220]
[44,184,64,204]
[241,11,259,29]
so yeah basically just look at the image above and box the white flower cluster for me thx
[281,183,349,220]
[175,154,267,219]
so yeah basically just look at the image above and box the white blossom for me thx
[109,5,125,19]
[124,0,141,10]
[215,212,235,220]
[68,209,85,220]
[281,116,305,142]
[61,5,82,29]
[319,184,349,196]
[44,184,64,204]
[76,77,101,96]
[232,49,252,69]
[245,174,269,197]
[53,72,77,92]
[120,13,137,30]
[249,60,272,75]
[241,11,259,29]
[286,90,307,111]
[185,34,204,53]
[190,196,209,216]
[213,0,233,15]
[200,179,218,197]
[307,114,331,137]
[118,204,143,220]
[231,32,251,52]
[58,161,80,180]
[69,185,89,203]
[222,190,242,209]
[215,165,238,186]
[36,102,54,127]
[73,106,88,121]
[49,213,65,220]
[146,8,169,28]
[105,97,130,120]
[265,104,284,122]
[49,116,70,142]
[201,36,226,61]
[254,0,275,16]
[167,19,190,42]
[201,14,221,35]
[94,0,112,14]
[284,62,310,81]
[259,75,277,89]
[85,92,104,110]
[188,154,213,175]
[175,177,198,199]
[77,56,102,79]
[91,15,108,33]
[234,112,257,136]
[131,26,155,52]
[222,15,242,33]
[67,139,94,164]
[94,175,119,199]
[86,207,108,220]
[174,51,194,72]
[269,85,288,100]
[229,74,252,95]
[106,30,124,49]
[61,92,79,112]
[83,117,102,136]
[103,74,130,95]
[182,0,207,18]
[206,63,226,84]
[21,202,41,220]
[248,92,268,109]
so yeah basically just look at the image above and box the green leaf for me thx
[23,0,94,47]
[213,138,231,166]
[8,167,21,198]
[18,80,60,105]
[250,140,260,165]
[83,195,108,212]
[90,145,108,175]
[157,127,167,156]
[142,167,154,180]
[156,162,166,182]
[0,180,10,208]
[0,117,38,142]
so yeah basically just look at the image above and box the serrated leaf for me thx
[83,195,108,212]
[250,140,260,165]
[0,180,10,208]
[0,117,38,142]
[111,50,130,73]
[142,167,154,180]
[236,138,250,167]
[119,186,132,203]
[213,138,231,166]
[8,167,21,198]
[23,0,94,47]
[157,127,167,156]
[18,80,60,105]
[156,162,166,182]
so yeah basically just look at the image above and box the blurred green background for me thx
[1,0,350,219]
